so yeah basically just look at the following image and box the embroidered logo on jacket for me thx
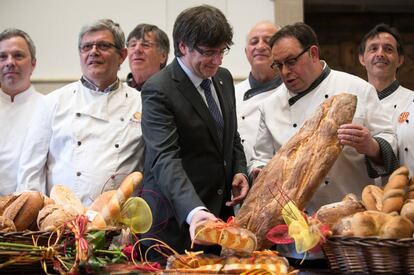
[399,112,409,123]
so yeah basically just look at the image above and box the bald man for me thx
[235,21,281,164]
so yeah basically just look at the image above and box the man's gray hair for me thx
[78,19,125,51]
[0,28,36,59]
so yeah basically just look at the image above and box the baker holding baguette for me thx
[249,23,398,264]
[16,19,144,206]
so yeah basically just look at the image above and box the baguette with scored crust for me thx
[235,93,357,249]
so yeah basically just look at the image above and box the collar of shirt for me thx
[126,72,142,91]
[288,61,331,106]
[177,57,206,90]
[0,85,35,103]
[377,80,400,101]
[243,73,283,101]
[80,76,120,93]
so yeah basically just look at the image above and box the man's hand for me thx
[251,167,262,183]
[189,210,217,243]
[225,173,249,207]
[337,123,380,159]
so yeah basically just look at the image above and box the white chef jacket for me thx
[250,64,397,213]
[379,82,414,125]
[235,77,281,164]
[17,80,144,206]
[0,86,43,195]
[397,99,414,177]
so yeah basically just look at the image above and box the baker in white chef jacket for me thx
[359,23,414,125]
[396,103,414,177]
[249,23,398,263]
[235,21,282,164]
[16,19,144,206]
[0,29,43,195]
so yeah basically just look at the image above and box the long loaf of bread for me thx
[100,172,143,224]
[235,93,357,249]
[382,166,408,213]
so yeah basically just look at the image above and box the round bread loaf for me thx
[0,194,19,215]
[37,204,76,231]
[3,191,44,231]
[50,184,85,215]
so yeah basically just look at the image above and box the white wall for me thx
[0,0,275,85]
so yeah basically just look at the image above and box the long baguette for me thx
[100,172,143,224]
[235,93,357,249]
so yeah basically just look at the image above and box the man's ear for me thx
[358,54,366,67]
[119,48,128,64]
[178,41,187,56]
[397,55,404,68]
[309,45,320,61]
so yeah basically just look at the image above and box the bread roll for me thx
[37,204,76,231]
[0,194,19,215]
[361,185,383,211]
[382,167,408,213]
[407,177,414,200]
[316,194,365,228]
[333,210,414,239]
[0,216,16,232]
[235,93,357,249]
[401,199,414,223]
[380,215,414,238]
[50,185,85,215]
[85,210,107,231]
[3,191,44,231]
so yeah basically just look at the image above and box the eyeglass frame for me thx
[79,41,120,53]
[127,39,158,50]
[271,46,311,70]
[193,45,230,58]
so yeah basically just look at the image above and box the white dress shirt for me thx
[17,80,144,206]
[0,86,43,195]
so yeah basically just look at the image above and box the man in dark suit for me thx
[141,5,249,255]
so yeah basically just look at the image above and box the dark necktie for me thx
[200,79,224,143]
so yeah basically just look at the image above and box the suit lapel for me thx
[171,60,222,151]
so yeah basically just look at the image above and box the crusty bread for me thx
[333,210,414,238]
[90,190,116,212]
[401,199,414,223]
[37,204,76,231]
[316,194,365,229]
[0,194,19,215]
[382,167,408,213]
[235,93,357,249]
[50,185,85,215]
[362,185,383,211]
[3,191,44,231]
[407,177,414,200]
[195,220,257,254]
[100,172,143,224]
[0,216,16,232]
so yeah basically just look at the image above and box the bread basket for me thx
[323,236,414,274]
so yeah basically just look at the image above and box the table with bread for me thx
[0,92,408,274]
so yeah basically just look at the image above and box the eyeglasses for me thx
[271,46,311,70]
[79,41,119,53]
[127,39,157,50]
[193,45,230,58]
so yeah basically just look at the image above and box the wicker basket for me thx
[323,236,414,274]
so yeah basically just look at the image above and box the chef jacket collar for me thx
[243,73,283,101]
[377,80,400,101]
[80,76,120,93]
